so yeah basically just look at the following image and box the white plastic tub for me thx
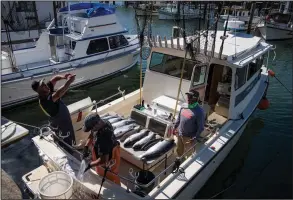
[38,171,73,199]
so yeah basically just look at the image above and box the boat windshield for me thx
[149,51,205,85]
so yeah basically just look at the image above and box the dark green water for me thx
[2,7,292,198]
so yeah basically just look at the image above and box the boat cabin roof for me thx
[59,3,115,18]
[154,31,271,68]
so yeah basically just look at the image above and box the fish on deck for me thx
[139,139,175,161]
[123,129,150,148]
[141,138,164,151]
[108,117,123,124]
[114,124,140,137]
[112,119,135,129]
[132,132,156,151]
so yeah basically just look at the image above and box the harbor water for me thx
[1,7,292,198]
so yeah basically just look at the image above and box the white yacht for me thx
[158,3,201,20]
[220,6,261,25]
[257,12,293,40]
[1,3,140,109]
[22,27,273,199]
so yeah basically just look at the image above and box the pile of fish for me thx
[101,113,175,161]
[101,114,140,138]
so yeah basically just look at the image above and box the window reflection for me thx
[149,52,206,86]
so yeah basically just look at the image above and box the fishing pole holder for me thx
[97,160,116,198]
[171,157,185,176]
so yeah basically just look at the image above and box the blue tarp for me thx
[59,3,115,16]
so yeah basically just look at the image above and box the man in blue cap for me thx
[173,90,205,157]
[82,113,121,185]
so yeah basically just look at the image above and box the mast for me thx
[53,1,58,27]
[32,1,40,34]
[247,2,256,34]
[219,3,232,59]
[204,3,209,55]
[211,1,222,58]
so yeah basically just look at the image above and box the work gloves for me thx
[82,146,89,160]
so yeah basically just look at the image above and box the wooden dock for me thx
[1,168,22,199]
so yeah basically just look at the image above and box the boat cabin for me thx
[46,3,132,63]
[143,31,271,122]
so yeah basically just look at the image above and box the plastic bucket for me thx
[134,170,155,197]
[38,171,73,199]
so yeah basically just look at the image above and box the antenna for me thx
[68,1,72,49]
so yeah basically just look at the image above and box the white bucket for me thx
[38,171,73,199]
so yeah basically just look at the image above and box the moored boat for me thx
[256,12,293,40]
[1,117,29,147]
[1,2,140,109]
[22,26,273,199]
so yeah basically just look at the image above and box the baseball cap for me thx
[83,113,101,132]
[185,90,200,99]
[31,78,45,92]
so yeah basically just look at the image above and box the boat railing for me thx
[46,19,55,31]
[68,86,125,116]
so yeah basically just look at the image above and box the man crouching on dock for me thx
[31,74,76,147]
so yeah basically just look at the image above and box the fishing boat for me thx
[158,3,201,20]
[134,3,160,16]
[256,12,293,40]
[1,117,29,147]
[22,20,274,199]
[1,2,140,109]
[219,5,261,25]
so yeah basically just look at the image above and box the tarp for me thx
[59,2,115,16]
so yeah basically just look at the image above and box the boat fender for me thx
[77,110,83,122]
[258,96,270,110]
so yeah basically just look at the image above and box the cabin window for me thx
[256,55,264,71]
[108,35,128,49]
[70,41,76,50]
[192,65,207,87]
[247,60,258,81]
[86,38,109,55]
[149,52,201,81]
[235,65,247,90]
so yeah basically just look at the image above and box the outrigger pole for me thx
[172,2,223,121]
[135,4,149,106]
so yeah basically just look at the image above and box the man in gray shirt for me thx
[173,90,205,157]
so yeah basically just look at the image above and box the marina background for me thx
[1,6,292,199]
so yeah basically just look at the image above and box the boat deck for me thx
[26,110,227,198]
[18,60,52,71]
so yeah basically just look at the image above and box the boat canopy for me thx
[59,3,116,17]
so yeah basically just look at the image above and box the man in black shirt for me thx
[31,74,76,146]
[82,113,121,185]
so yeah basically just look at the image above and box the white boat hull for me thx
[135,9,158,16]
[1,30,40,44]
[158,11,200,20]
[175,120,248,198]
[1,117,29,147]
[1,50,139,108]
[258,24,293,40]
